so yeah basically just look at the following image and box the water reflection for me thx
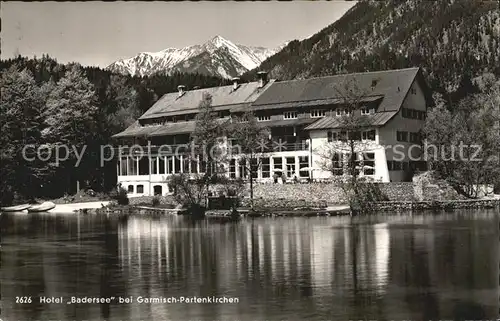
[1,211,498,321]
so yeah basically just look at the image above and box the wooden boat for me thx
[0,204,32,212]
[27,202,56,213]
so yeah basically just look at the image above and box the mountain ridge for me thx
[107,35,287,79]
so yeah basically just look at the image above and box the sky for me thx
[1,1,355,68]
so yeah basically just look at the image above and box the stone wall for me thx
[239,182,416,206]
[372,199,500,212]
[376,183,416,201]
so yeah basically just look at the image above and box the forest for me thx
[244,0,500,106]
[0,55,230,204]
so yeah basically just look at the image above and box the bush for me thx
[152,195,161,207]
[349,181,389,214]
[110,187,129,205]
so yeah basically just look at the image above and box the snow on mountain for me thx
[107,35,285,79]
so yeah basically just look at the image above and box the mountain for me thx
[246,0,500,97]
[107,36,286,79]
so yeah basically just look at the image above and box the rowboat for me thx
[0,204,32,212]
[27,202,56,213]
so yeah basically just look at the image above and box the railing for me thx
[229,141,309,154]
[113,141,309,157]
[115,144,197,156]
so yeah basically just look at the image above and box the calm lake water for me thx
[1,210,499,321]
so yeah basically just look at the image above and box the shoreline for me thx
[62,198,499,217]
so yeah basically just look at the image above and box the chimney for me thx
[232,77,240,91]
[177,85,186,97]
[257,71,268,88]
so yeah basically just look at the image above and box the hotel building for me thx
[113,68,431,196]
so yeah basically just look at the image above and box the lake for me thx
[1,210,499,321]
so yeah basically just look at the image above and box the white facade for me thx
[115,69,429,194]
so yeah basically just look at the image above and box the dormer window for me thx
[257,115,271,122]
[310,109,326,118]
[361,107,375,115]
[283,111,297,119]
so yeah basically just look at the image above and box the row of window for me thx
[257,108,375,122]
[396,131,422,143]
[327,129,376,142]
[125,184,164,195]
[228,156,310,179]
[331,152,375,176]
[402,108,426,120]
[119,156,210,176]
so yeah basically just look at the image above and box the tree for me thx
[173,93,229,218]
[0,66,47,203]
[42,65,99,193]
[424,77,500,197]
[229,110,270,209]
[316,77,388,213]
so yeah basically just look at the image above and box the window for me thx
[344,109,352,116]
[153,185,162,196]
[327,131,338,142]
[229,159,236,178]
[137,185,144,194]
[127,185,134,193]
[332,152,343,175]
[261,158,270,178]
[166,156,173,174]
[397,131,408,142]
[174,157,181,173]
[120,157,128,175]
[151,157,158,175]
[158,157,165,174]
[257,115,271,122]
[310,109,326,118]
[286,157,295,178]
[336,109,342,117]
[190,158,198,174]
[128,157,138,175]
[362,130,376,141]
[183,157,190,173]
[393,161,402,171]
[299,156,309,177]
[361,107,375,115]
[363,153,375,175]
[273,157,282,173]
[410,132,421,143]
[402,107,426,120]
[138,157,149,175]
[284,111,297,119]
[239,159,248,179]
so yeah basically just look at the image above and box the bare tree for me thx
[229,110,270,209]
[315,77,387,212]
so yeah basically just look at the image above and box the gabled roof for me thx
[139,80,274,120]
[252,67,420,113]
